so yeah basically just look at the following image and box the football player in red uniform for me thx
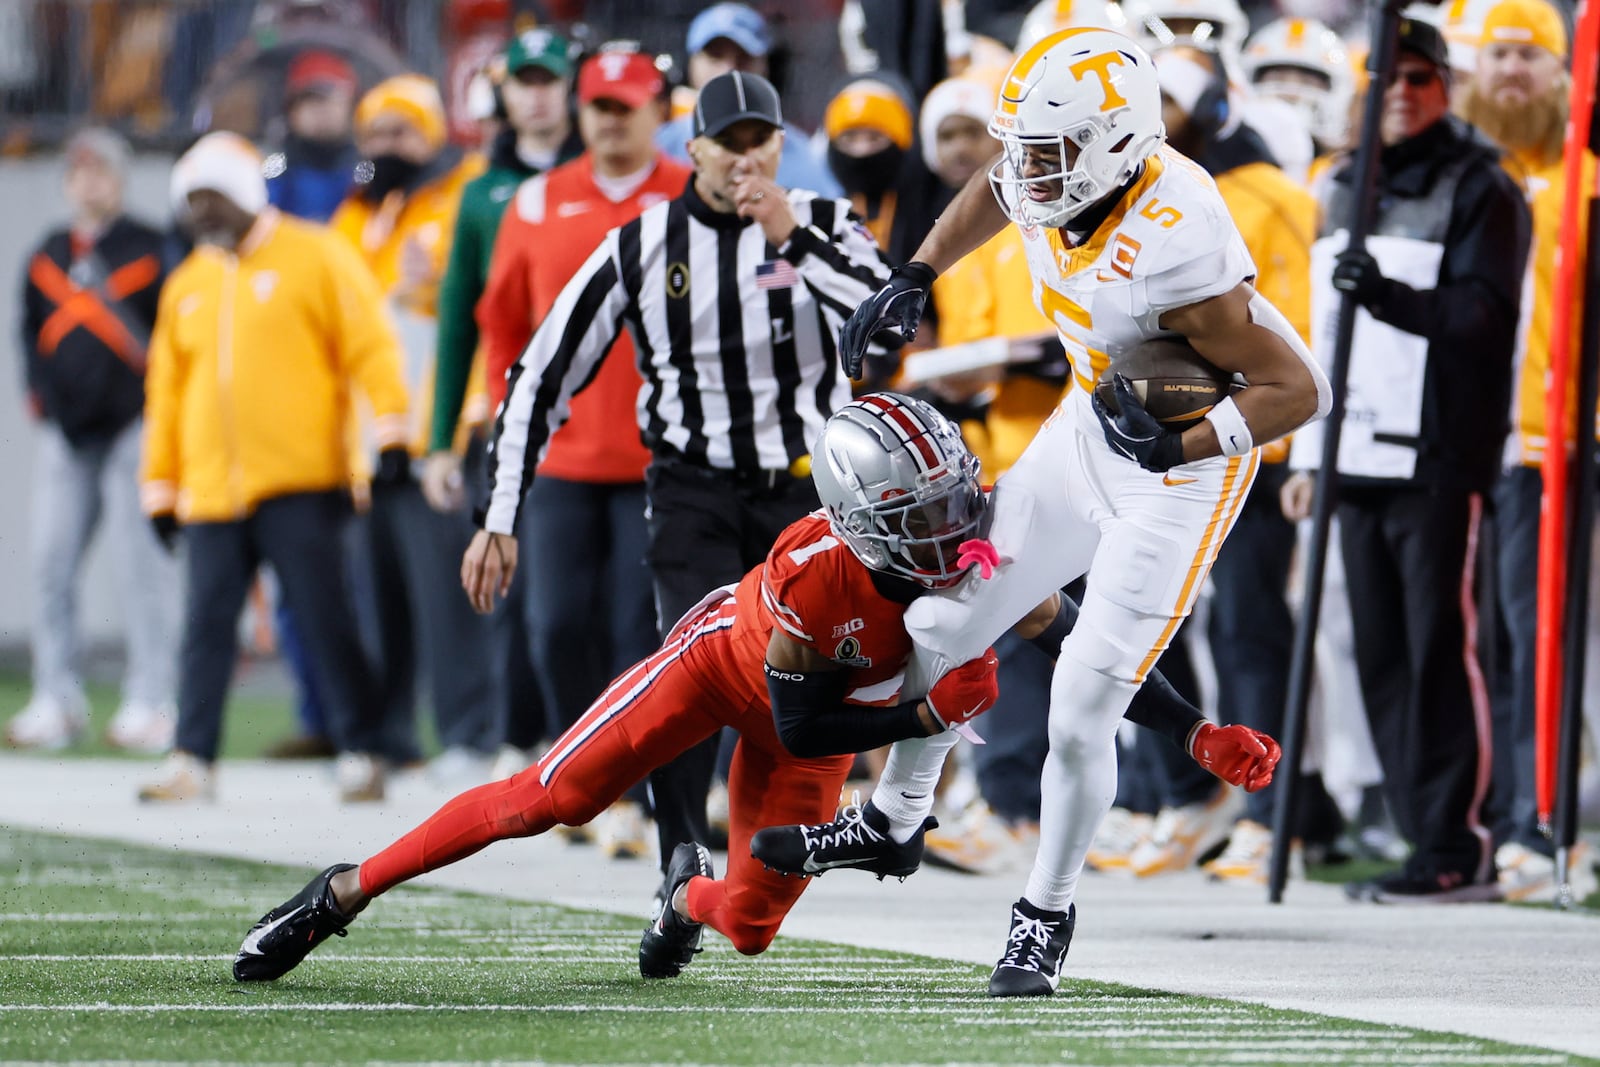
[233,393,1278,984]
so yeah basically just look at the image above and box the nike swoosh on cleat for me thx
[801,853,868,874]
[238,908,301,957]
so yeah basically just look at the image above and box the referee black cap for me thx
[692,70,783,139]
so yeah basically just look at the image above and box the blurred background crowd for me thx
[2,0,1597,906]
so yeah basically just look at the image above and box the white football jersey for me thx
[1017,147,1256,395]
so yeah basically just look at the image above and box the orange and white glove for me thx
[1188,723,1281,793]
[926,647,1001,729]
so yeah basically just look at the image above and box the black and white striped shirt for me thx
[483,179,891,535]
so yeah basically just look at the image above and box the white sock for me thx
[870,731,960,842]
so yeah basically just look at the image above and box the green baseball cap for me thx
[505,29,572,77]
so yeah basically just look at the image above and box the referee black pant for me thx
[1338,484,1495,883]
[643,453,819,875]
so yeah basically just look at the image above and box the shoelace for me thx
[801,793,885,851]
[1001,910,1058,970]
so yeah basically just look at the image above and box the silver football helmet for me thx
[811,393,985,589]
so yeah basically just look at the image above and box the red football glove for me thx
[926,647,1001,729]
[1188,723,1281,793]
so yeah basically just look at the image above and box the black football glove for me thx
[372,446,414,490]
[150,513,180,554]
[1331,249,1390,309]
[838,261,937,379]
[1094,373,1186,473]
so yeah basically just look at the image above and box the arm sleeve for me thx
[20,251,44,398]
[782,198,894,335]
[766,663,929,758]
[430,193,487,453]
[138,283,183,515]
[475,210,535,422]
[481,236,629,534]
[1361,163,1531,356]
[324,237,411,451]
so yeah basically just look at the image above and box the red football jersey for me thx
[728,512,916,704]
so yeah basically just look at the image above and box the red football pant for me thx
[358,599,852,956]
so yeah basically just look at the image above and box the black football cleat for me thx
[988,898,1075,997]
[639,842,714,979]
[749,797,936,879]
[234,863,359,981]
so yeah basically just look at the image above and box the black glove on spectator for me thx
[372,446,414,490]
[1331,249,1391,310]
[151,513,180,554]
[1094,373,1186,473]
[838,261,937,379]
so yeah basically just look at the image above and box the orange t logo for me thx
[1068,53,1128,111]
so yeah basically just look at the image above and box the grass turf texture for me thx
[0,828,1594,1067]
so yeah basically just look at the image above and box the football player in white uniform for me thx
[755,27,1330,997]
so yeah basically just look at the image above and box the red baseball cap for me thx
[286,50,357,97]
[577,51,665,109]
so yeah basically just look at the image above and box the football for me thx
[1094,336,1241,432]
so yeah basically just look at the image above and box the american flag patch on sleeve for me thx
[755,259,799,290]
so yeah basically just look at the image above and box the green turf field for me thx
[0,828,1592,1067]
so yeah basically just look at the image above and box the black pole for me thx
[1553,192,1600,906]
[1267,0,1406,904]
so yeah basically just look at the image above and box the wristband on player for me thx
[1204,395,1253,458]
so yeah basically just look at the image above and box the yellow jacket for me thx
[330,156,486,455]
[933,227,1063,478]
[1509,150,1598,465]
[141,209,411,523]
[1215,160,1316,464]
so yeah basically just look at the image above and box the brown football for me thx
[1094,336,1241,432]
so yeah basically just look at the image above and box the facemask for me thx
[827,143,904,200]
[355,153,423,201]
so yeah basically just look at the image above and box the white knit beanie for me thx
[170,132,268,215]
[918,75,1000,173]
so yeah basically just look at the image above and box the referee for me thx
[462,70,891,887]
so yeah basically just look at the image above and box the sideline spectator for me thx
[138,133,406,804]
[822,75,942,267]
[475,48,692,858]
[1460,0,1600,900]
[1285,18,1530,903]
[330,74,502,785]
[6,128,178,756]
[425,28,582,779]
[264,49,361,223]
[656,3,841,196]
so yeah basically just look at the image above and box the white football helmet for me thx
[1016,0,1134,50]
[811,394,985,590]
[1243,18,1356,147]
[1121,0,1250,55]
[988,27,1166,229]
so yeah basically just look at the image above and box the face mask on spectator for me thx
[356,153,423,201]
[827,142,904,199]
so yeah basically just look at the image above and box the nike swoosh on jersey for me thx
[238,908,301,957]
[490,186,514,202]
[1163,473,1198,486]
[555,202,593,217]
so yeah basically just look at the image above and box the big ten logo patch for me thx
[832,618,865,639]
